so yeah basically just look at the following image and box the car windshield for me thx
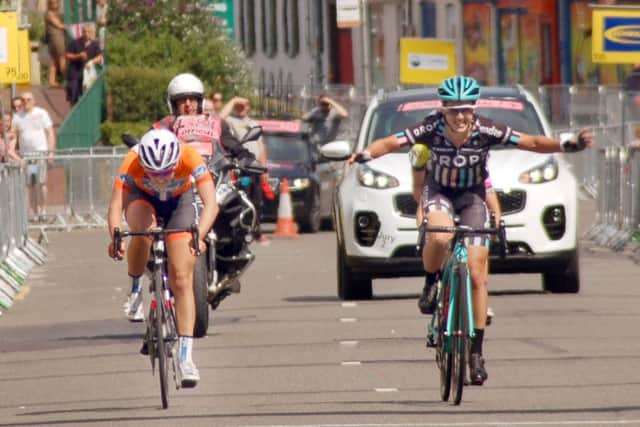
[365,97,545,151]
[264,134,310,162]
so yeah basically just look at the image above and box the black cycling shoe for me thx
[418,283,438,314]
[140,340,149,356]
[469,353,488,385]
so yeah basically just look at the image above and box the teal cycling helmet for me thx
[437,75,481,102]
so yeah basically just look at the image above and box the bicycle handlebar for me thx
[113,224,201,257]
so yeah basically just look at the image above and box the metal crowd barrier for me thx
[528,86,640,253]
[0,163,48,313]
[21,146,128,241]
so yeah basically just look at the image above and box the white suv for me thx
[321,87,580,300]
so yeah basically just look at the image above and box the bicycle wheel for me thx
[451,264,469,405]
[153,268,170,409]
[437,282,452,402]
[193,254,209,338]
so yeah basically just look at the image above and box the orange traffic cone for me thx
[273,177,298,237]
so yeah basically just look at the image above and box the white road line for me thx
[340,318,357,322]
[373,387,398,392]
[341,302,357,307]
[239,420,640,427]
[339,340,359,346]
[340,361,361,366]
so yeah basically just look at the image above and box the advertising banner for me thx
[0,11,18,84]
[399,38,456,85]
[592,7,640,64]
[337,0,360,28]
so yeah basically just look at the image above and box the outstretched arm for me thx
[347,134,402,165]
[516,129,593,153]
[325,96,349,119]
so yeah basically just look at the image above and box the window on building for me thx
[241,0,256,57]
[283,0,300,57]
[261,0,277,57]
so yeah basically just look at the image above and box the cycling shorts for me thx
[124,186,197,241]
[421,184,490,247]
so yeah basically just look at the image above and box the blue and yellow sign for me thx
[592,8,640,64]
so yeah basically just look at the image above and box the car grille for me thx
[395,190,526,216]
[394,194,417,217]
[496,190,526,215]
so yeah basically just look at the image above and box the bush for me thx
[105,0,254,122]
[100,121,150,146]
[107,66,173,122]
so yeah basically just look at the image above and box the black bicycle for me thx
[421,219,507,405]
[113,224,199,409]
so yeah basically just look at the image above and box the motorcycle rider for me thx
[124,73,254,321]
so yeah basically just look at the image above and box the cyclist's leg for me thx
[164,191,200,386]
[419,192,454,314]
[459,192,490,384]
[123,192,156,321]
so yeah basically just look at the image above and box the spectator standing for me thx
[302,94,349,146]
[223,97,269,243]
[204,91,224,116]
[12,92,57,221]
[45,0,67,87]
[65,24,103,106]
[11,96,24,116]
[2,113,20,163]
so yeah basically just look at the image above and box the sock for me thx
[425,271,440,287]
[471,328,484,355]
[128,274,141,294]
[179,335,194,363]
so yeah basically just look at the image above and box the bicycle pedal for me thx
[426,335,437,348]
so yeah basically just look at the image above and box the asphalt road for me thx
[1,200,640,427]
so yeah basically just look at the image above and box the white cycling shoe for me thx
[179,360,200,388]
[125,292,144,322]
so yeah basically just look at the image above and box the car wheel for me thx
[300,191,321,233]
[542,249,580,293]
[337,240,373,300]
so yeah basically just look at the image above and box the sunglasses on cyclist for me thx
[145,168,175,179]
[443,104,476,115]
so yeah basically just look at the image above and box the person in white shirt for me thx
[12,92,57,220]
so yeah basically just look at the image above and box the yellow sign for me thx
[592,8,640,64]
[16,29,30,84]
[400,38,456,85]
[0,11,18,84]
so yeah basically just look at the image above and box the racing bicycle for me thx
[113,224,200,409]
[419,218,507,405]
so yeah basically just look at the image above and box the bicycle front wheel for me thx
[451,264,469,405]
[437,283,451,402]
[153,268,170,409]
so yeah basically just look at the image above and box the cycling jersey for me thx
[152,114,222,157]
[115,144,211,201]
[398,112,520,189]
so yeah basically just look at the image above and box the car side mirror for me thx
[320,140,351,161]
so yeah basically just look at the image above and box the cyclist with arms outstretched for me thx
[108,129,218,387]
[348,75,593,385]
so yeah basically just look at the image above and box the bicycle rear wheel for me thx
[437,283,451,402]
[451,264,469,405]
[153,268,170,409]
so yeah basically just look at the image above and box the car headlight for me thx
[519,157,558,184]
[290,178,311,190]
[356,164,399,189]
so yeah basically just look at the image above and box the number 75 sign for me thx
[0,11,30,84]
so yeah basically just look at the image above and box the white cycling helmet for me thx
[138,129,181,172]
[166,73,205,115]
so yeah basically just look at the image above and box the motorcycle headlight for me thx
[290,177,311,191]
[519,157,558,184]
[356,164,399,189]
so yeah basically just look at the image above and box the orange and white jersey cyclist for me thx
[107,129,218,388]
[348,75,594,386]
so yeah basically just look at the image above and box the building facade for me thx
[233,0,634,91]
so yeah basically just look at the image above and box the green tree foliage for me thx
[106,0,253,122]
